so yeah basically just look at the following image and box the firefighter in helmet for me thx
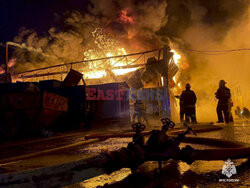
[132,99,149,125]
[180,83,197,123]
[215,80,231,123]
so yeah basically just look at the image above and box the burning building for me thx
[0,42,184,138]
[0,0,197,137]
[7,0,248,131]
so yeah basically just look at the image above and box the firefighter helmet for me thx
[219,80,227,85]
[186,83,191,89]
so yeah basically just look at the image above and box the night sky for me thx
[0,0,91,63]
[0,0,91,42]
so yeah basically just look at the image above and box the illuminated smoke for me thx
[118,8,135,24]
[177,1,250,121]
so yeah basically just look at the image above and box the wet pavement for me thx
[66,121,250,188]
[0,120,249,187]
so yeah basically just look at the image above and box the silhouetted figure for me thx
[235,106,241,118]
[132,99,149,125]
[215,80,231,123]
[242,107,250,118]
[235,106,250,119]
[180,83,197,123]
[132,99,140,123]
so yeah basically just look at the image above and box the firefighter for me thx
[242,107,250,119]
[235,106,250,119]
[132,99,149,125]
[132,99,140,123]
[180,83,197,123]
[138,100,149,125]
[235,106,241,118]
[215,80,231,123]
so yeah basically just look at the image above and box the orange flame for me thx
[82,27,139,79]
[83,45,138,79]
[170,49,181,66]
[171,49,189,70]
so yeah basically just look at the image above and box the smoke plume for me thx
[13,0,167,72]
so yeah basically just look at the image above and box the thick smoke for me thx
[13,0,250,121]
[13,0,167,72]
[168,0,250,121]
[182,13,250,121]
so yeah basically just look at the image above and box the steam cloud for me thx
[13,0,250,121]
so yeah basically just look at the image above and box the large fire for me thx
[82,29,184,83]
[79,26,140,80]
[83,45,138,79]
[83,46,183,80]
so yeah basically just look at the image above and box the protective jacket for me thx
[180,89,197,107]
[215,86,231,105]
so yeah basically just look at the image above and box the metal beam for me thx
[17,49,161,75]
[20,71,68,78]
